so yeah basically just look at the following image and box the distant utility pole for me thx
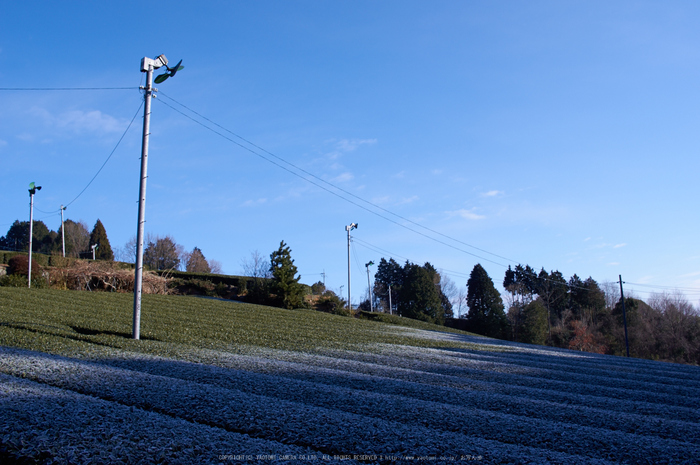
[345,223,357,310]
[388,283,392,315]
[133,54,183,340]
[619,275,630,357]
[60,205,67,258]
[27,182,41,288]
[365,260,374,312]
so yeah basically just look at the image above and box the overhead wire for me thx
[155,93,511,268]
[0,87,137,91]
[154,93,700,296]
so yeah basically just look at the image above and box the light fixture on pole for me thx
[60,205,67,258]
[91,243,99,260]
[133,54,184,340]
[345,222,358,310]
[365,260,374,312]
[27,182,41,288]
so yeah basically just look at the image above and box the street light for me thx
[27,182,41,288]
[345,222,357,310]
[365,260,374,312]
[133,54,183,340]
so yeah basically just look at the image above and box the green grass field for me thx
[0,287,480,359]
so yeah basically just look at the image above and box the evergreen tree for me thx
[465,264,509,338]
[397,263,444,324]
[0,220,30,251]
[373,257,405,313]
[269,241,304,309]
[518,299,549,345]
[186,247,211,273]
[89,219,114,261]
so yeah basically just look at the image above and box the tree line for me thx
[0,220,221,273]
[374,260,700,365]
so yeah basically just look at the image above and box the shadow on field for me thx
[0,321,161,346]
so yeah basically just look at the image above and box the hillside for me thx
[1,287,699,464]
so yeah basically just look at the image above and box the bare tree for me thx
[63,220,90,258]
[209,259,223,274]
[600,280,621,309]
[241,250,272,279]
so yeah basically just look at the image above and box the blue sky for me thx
[2,1,700,306]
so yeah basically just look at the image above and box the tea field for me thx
[1,287,699,464]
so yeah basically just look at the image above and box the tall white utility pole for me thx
[388,283,392,315]
[27,182,41,288]
[132,54,183,340]
[60,205,66,258]
[133,54,167,340]
[345,222,357,310]
[365,260,374,312]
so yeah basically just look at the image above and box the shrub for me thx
[0,274,29,287]
[7,255,42,279]
[315,291,350,316]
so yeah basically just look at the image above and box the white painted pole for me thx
[133,58,156,340]
[28,192,34,288]
[60,205,66,258]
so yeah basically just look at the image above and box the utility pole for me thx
[27,182,41,288]
[619,275,630,357]
[345,223,357,310]
[388,283,392,315]
[365,260,374,312]
[60,205,67,257]
[132,54,184,340]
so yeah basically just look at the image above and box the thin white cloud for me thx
[392,171,406,179]
[447,208,485,220]
[431,169,443,175]
[336,138,377,152]
[29,106,126,135]
[481,190,504,197]
[607,262,620,266]
[332,172,354,183]
[241,198,267,207]
[397,195,419,205]
[0,139,6,148]
[613,243,627,248]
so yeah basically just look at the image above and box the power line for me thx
[155,93,512,268]
[0,87,137,91]
[62,101,143,208]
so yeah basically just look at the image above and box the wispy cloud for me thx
[613,243,627,248]
[480,190,504,198]
[29,107,126,135]
[241,198,267,207]
[447,208,485,220]
[332,172,354,183]
[336,138,376,152]
[607,262,620,266]
[325,138,377,160]
[396,195,419,205]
